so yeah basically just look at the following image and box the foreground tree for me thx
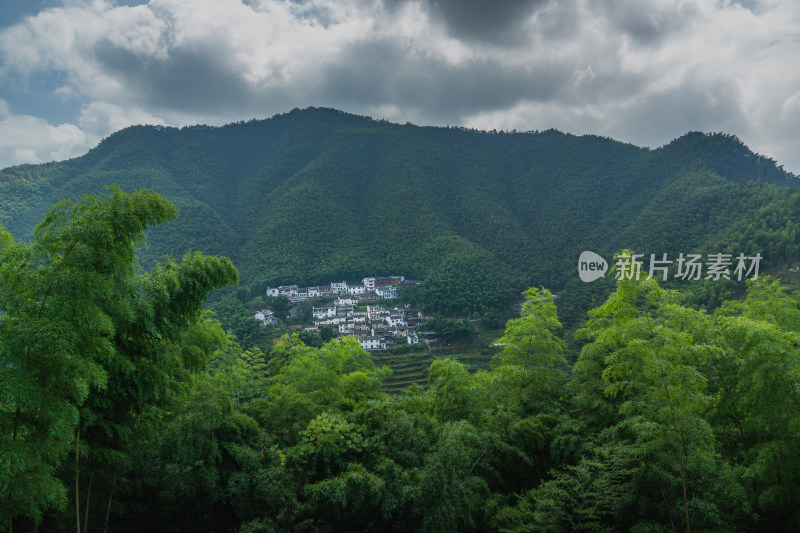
[0,187,238,530]
[491,287,568,414]
[711,278,800,528]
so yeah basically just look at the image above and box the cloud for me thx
[0,99,92,166]
[313,37,574,123]
[382,0,552,44]
[590,0,697,46]
[0,99,166,169]
[77,101,166,136]
[0,0,799,173]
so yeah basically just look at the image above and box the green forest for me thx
[4,188,800,532]
[3,110,800,531]
[1,108,798,325]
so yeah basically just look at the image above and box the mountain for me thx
[1,107,798,320]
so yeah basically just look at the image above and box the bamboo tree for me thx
[0,187,238,527]
[713,278,800,524]
[573,258,717,531]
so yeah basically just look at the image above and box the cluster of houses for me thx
[256,276,437,351]
[306,304,437,350]
[265,276,419,303]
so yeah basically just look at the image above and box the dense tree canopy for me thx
[2,108,798,321]
[0,188,238,530]
[4,186,800,532]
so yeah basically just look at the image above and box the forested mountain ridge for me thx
[6,112,800,532]
[1,107,798,317]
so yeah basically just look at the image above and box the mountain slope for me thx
[1,107,798,318]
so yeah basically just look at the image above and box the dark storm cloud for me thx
[314,38,571,121]
[382,0,552,44]
[92,25,575,125]
[92,37,293,116]
[425,0,548,41]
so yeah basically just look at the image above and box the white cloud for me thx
[0,100,93,167]
[0,100,167,169]
[77,101,165,137]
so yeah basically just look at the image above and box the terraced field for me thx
[372,345,494,394]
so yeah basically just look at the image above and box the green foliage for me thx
[208,294,270,348]
[710,278,800,527]
[492,287,568,413]
[0,188,238,529]
[418,420,491,532]
[3,109,797,327]
[263,295,291,320]
[571,272,722,530]
[496,443,638,533]
[4,121,800,532]
[424,316,476,344]
[9,263,800,531]
[406,241,521,315]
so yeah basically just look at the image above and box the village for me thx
[254,276,437,350]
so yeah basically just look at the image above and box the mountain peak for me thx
[660,131,798,186]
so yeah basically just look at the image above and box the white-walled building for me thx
[359,336,386,351]
[331,281,348,294]
[347,284,366,295]
[266,285,298,298]
[336,295,358,306]
[385,312,405,328]
[308,286,333,298]
[313,306,336,319]
[364,276,405,292]
[376,286,398,299]
[254,309,278,326]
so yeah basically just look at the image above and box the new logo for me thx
[579,251,608,282]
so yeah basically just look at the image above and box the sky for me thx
[0,0,798,173]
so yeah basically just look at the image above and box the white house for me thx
[367,305,387,321]
[294,289,309,302]
[331,281,348,294]
[337,306,354,317]
[336,295,358,306]
[312,306,336,319]
[359,336,385,351]
[375,286,398,299]
[385,312,405,328]
[266,285,298,298]
[254,309,277,326]
[347,284,366,295]
[364,276,404,292]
